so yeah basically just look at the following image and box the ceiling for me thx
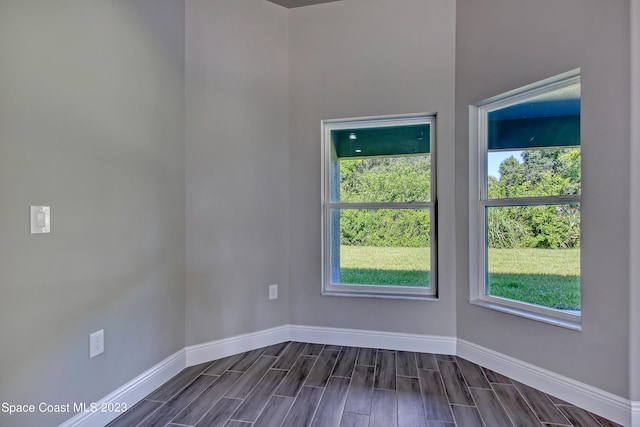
[266,0,341,8]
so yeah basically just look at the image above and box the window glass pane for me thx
[487,83,580,151]
[332,124,430,158]
[487,147,581,199]
[330,208,431,288]
[486,204,580,311]
[333,156,431,203]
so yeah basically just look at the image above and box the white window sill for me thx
[322,289,439,301]
[469,298,582,331]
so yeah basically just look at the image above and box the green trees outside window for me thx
[487,148,581,250]
[339,157,431,248]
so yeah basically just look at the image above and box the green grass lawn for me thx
[339,246,580,310]
[340,246,431,287]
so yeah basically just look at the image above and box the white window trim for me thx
[468,70,582,329]
[321,113,438,300]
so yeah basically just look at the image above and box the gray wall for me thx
[185,0,290,345]
[0,1,186,426]
[631,0,640,402]
[288,0,457,336]
[455,0,631,397]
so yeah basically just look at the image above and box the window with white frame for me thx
[469,70,581,328]
[321,114,437,299]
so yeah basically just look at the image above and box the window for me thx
[469,70,581,328]
[321,114,437,299]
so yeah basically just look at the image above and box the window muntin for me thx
[322,115,437,299]
[471,71,581,325]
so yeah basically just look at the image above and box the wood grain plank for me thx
[482,367,512,384]
[273,341,307,370]
[253,395,295,427]
[558,405,605,427]
[228,347,268,372]
[427,421,455,427]
[513,380,571,425]
[170,370,243,426]
[195,397,242,427]
[451,405,485,427]
[591,413,624,427]
[340,412,369,427]
[306,349,340,387]
[230,369,288,422]
[436,354,456,361]
[263,341,291,357]
[374,350,396,390]
[311,376,351,427]
[106,399,162,427]
[344,365,374,415]
[225,421,252,427]
[139,375,218,426]
[493,383,543,427]
[281,386,324,427]
[418,369,454,423]
[397,375,427,426]
[303,343,325,356]
[145,362,212,402]
[397,351,419,377]
[470,387,514,427]
[456,357,491,389]
[438,360,474,406]
[547,395,571,405]
[357,348,377,366]
[332,346,359,378]
[225,356,276,399]
[370,389,397,427]
[275,355,317,397]
[416,352,438,371]
[204,353,243,376]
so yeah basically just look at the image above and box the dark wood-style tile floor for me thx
[107,342,622,427]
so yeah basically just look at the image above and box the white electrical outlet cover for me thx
[89,330,104,358]
[30,206,50,234]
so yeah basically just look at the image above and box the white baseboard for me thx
[458,339,631,426]
[61,326,637,427]
[289,324,457,355]
[59,349,186,427]
[632,402,640,427]
[185,325,290,367]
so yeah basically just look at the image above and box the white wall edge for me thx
[458,339,631,426]
[630,0,640,414]
[185,325,290,367]
[289,324,457,354]
[58,349,186,427]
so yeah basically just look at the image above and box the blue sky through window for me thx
[488,150,522,178]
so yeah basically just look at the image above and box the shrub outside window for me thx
[321,114,437,299]
[469,70,581,328]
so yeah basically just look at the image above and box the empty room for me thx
[1,0,639,426]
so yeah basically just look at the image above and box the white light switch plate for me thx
[269,284,278,300]
[30,206,50,234]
